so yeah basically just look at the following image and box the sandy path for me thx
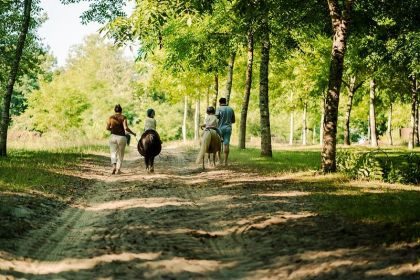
[1,144,419,279]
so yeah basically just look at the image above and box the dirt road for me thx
[1,144,419,279]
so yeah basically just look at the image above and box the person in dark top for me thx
[106,104,136,174]
[215,98,235,165]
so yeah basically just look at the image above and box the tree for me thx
[238,28,254,149]
[321,0,354,172]
[19,36,139,139]
[0,0,33,156]
[259,17,272,157]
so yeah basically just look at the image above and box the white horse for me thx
[196,129,221,169]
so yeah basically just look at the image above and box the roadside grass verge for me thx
[228,146,321,173]
[0,145,107,196]
[228,145,420,241]
[0,145,109,243]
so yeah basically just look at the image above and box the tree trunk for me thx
[212,73,219,108]
[343,76,355,145]
[415,80,419,146]
[182,96,188,143]
[320,98,325,146]
[238,30,254,149]
[387,103,393,146]
[302,103,307,145]
[322,0,353,172]
[418,94,420,145]
[225,52,236,105]
[194,98,200,143]
[206,86,210,108]
[259,25,272,157]
[0,0,32,157]
[289,111,294,145]
[409,77,418,149]
[369,78,378,147]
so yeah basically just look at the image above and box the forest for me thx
[0,0,419,279]
[1,1,419,169]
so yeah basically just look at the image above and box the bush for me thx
[337,149,420,184]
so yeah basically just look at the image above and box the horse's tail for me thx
[196,130,211,164]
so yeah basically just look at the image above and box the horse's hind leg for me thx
[212,153,216,166]
[144,157,149,172]
[150,157,155,173]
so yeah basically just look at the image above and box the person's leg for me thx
[220,126,232,165]
[116,136,127,173]
[109,135,118,174]
[223,144,229,165]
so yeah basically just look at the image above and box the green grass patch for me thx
[229,146,321,173]
[0,146,107,197]
[228,146,420,240]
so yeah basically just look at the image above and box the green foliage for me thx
[337,150,384,180]
[16,35,139,140]
[0,0,48,117]
[337,149,420,184]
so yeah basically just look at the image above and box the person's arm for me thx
[123,118,136,136]
[231,109,236,124]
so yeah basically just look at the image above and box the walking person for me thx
[106,104,136,174]
[216,98,235,165]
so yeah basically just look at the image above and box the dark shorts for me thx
[220,126,232,145]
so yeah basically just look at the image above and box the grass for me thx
[1,142,419,242]
[229,145,420,241]
[0,145,107,197]
[229,146,321,173]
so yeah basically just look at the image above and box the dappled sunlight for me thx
[366,263,420,277]
[81,197,194,211]
[237,212,315,231]
[198,195,233,204]
[346,180,420,191]
[139,257,237,278]
[0,251,161,275]
[245,245,419,279]
[256,191,310,197]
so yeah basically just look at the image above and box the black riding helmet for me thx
[147,108,155,118]
[206,106,215,114]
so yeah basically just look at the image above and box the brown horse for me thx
[137,130,162,172]
[196,129,221,169]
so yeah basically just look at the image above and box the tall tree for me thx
[0,0,33,156]
[369,78,378,147]
[322,0,354,172]
[342,76,364,145]
[238,29,254,149]
[259,18,272,157]
[225,51,236,105]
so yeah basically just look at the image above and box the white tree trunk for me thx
[289,111,294,145]
[369,78,378,147]
[194,98,200,143]
[320,99,325,146]
[182,96,188,143]
[387,104,393,146]
[302,103,307,145]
